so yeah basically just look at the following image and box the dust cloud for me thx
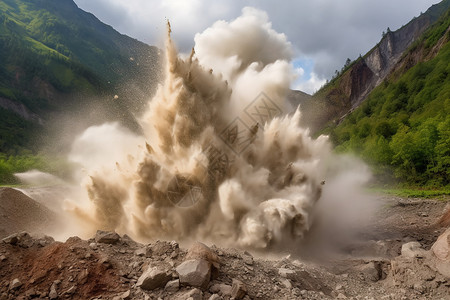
[59,8,372,250]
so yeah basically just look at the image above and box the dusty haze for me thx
[31,9,373,251]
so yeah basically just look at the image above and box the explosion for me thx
[67,8,369,250]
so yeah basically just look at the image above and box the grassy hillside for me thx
[0,0,161,154]
[0,0,162,184]
[327,10,450,187]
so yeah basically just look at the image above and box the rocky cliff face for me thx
[353,14,433,108]
[303,0,450,133]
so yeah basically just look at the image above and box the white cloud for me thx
[293,72,327,95]
[73,0,439,80]
[294,67,305,78]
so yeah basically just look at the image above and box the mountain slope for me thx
[328,8,450,187]
[0,0,161,153]
[301,0,450,133]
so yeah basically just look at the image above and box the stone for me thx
[280,278,292,289]
[95,230,120,244]
[185,242,220,270]
[37,235,55,247]
[3,233,19,245]
[25,288,37,298]
[243,255,253,266]
[176,288,203,300]
[49,282,58,300]
[231,279,247,300]
[137,266,171,290]
[278,268,296,280]
[3,232,33,248]
[9,278,22,290]
[208,294,222,300]
[176,259,211,289]
[337,293,347,299]
[357,262,381,282]
[65,286,76,294]
[431,228,450,261]
[0,255,6,261]
[164,279,180,293]
[151,241,173,256]
[431,228,450,277]
[210,283,232,296]
[121,290,131,300]
[135,247,149,257]
[401,241,425,258]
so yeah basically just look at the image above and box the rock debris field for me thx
[0,187,449,300]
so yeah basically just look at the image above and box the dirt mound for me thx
[0,188,60,239]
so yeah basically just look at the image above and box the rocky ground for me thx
[0,188,449,300]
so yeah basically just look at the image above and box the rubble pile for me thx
[1,226,449,300]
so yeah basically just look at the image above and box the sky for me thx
[73,0,440,94]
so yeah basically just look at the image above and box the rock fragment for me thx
[210,283,232,296]
[112,290,131,300]
[135,246,151,257]
[2,232,33,247]
[9,278,22,290]
[164,279,180,293]
[176,288,203,300]
[136,266,171,290]
[185,242,220,269]
[401,241,425,258]
[231,279,247,300]
[49,281,59,299]
[357,262,381,282]
[176,259,211,289]
[278,268,296,280]
[95,230,120,244]
[280,278,292,289]
[208,294,222,300]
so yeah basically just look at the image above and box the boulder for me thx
[431,228,450,261]
[136,266,172,290]
[95,230,120,244]
[176,259,211,289]
[430,228,450,277]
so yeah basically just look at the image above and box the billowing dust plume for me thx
[66,8,370,249]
